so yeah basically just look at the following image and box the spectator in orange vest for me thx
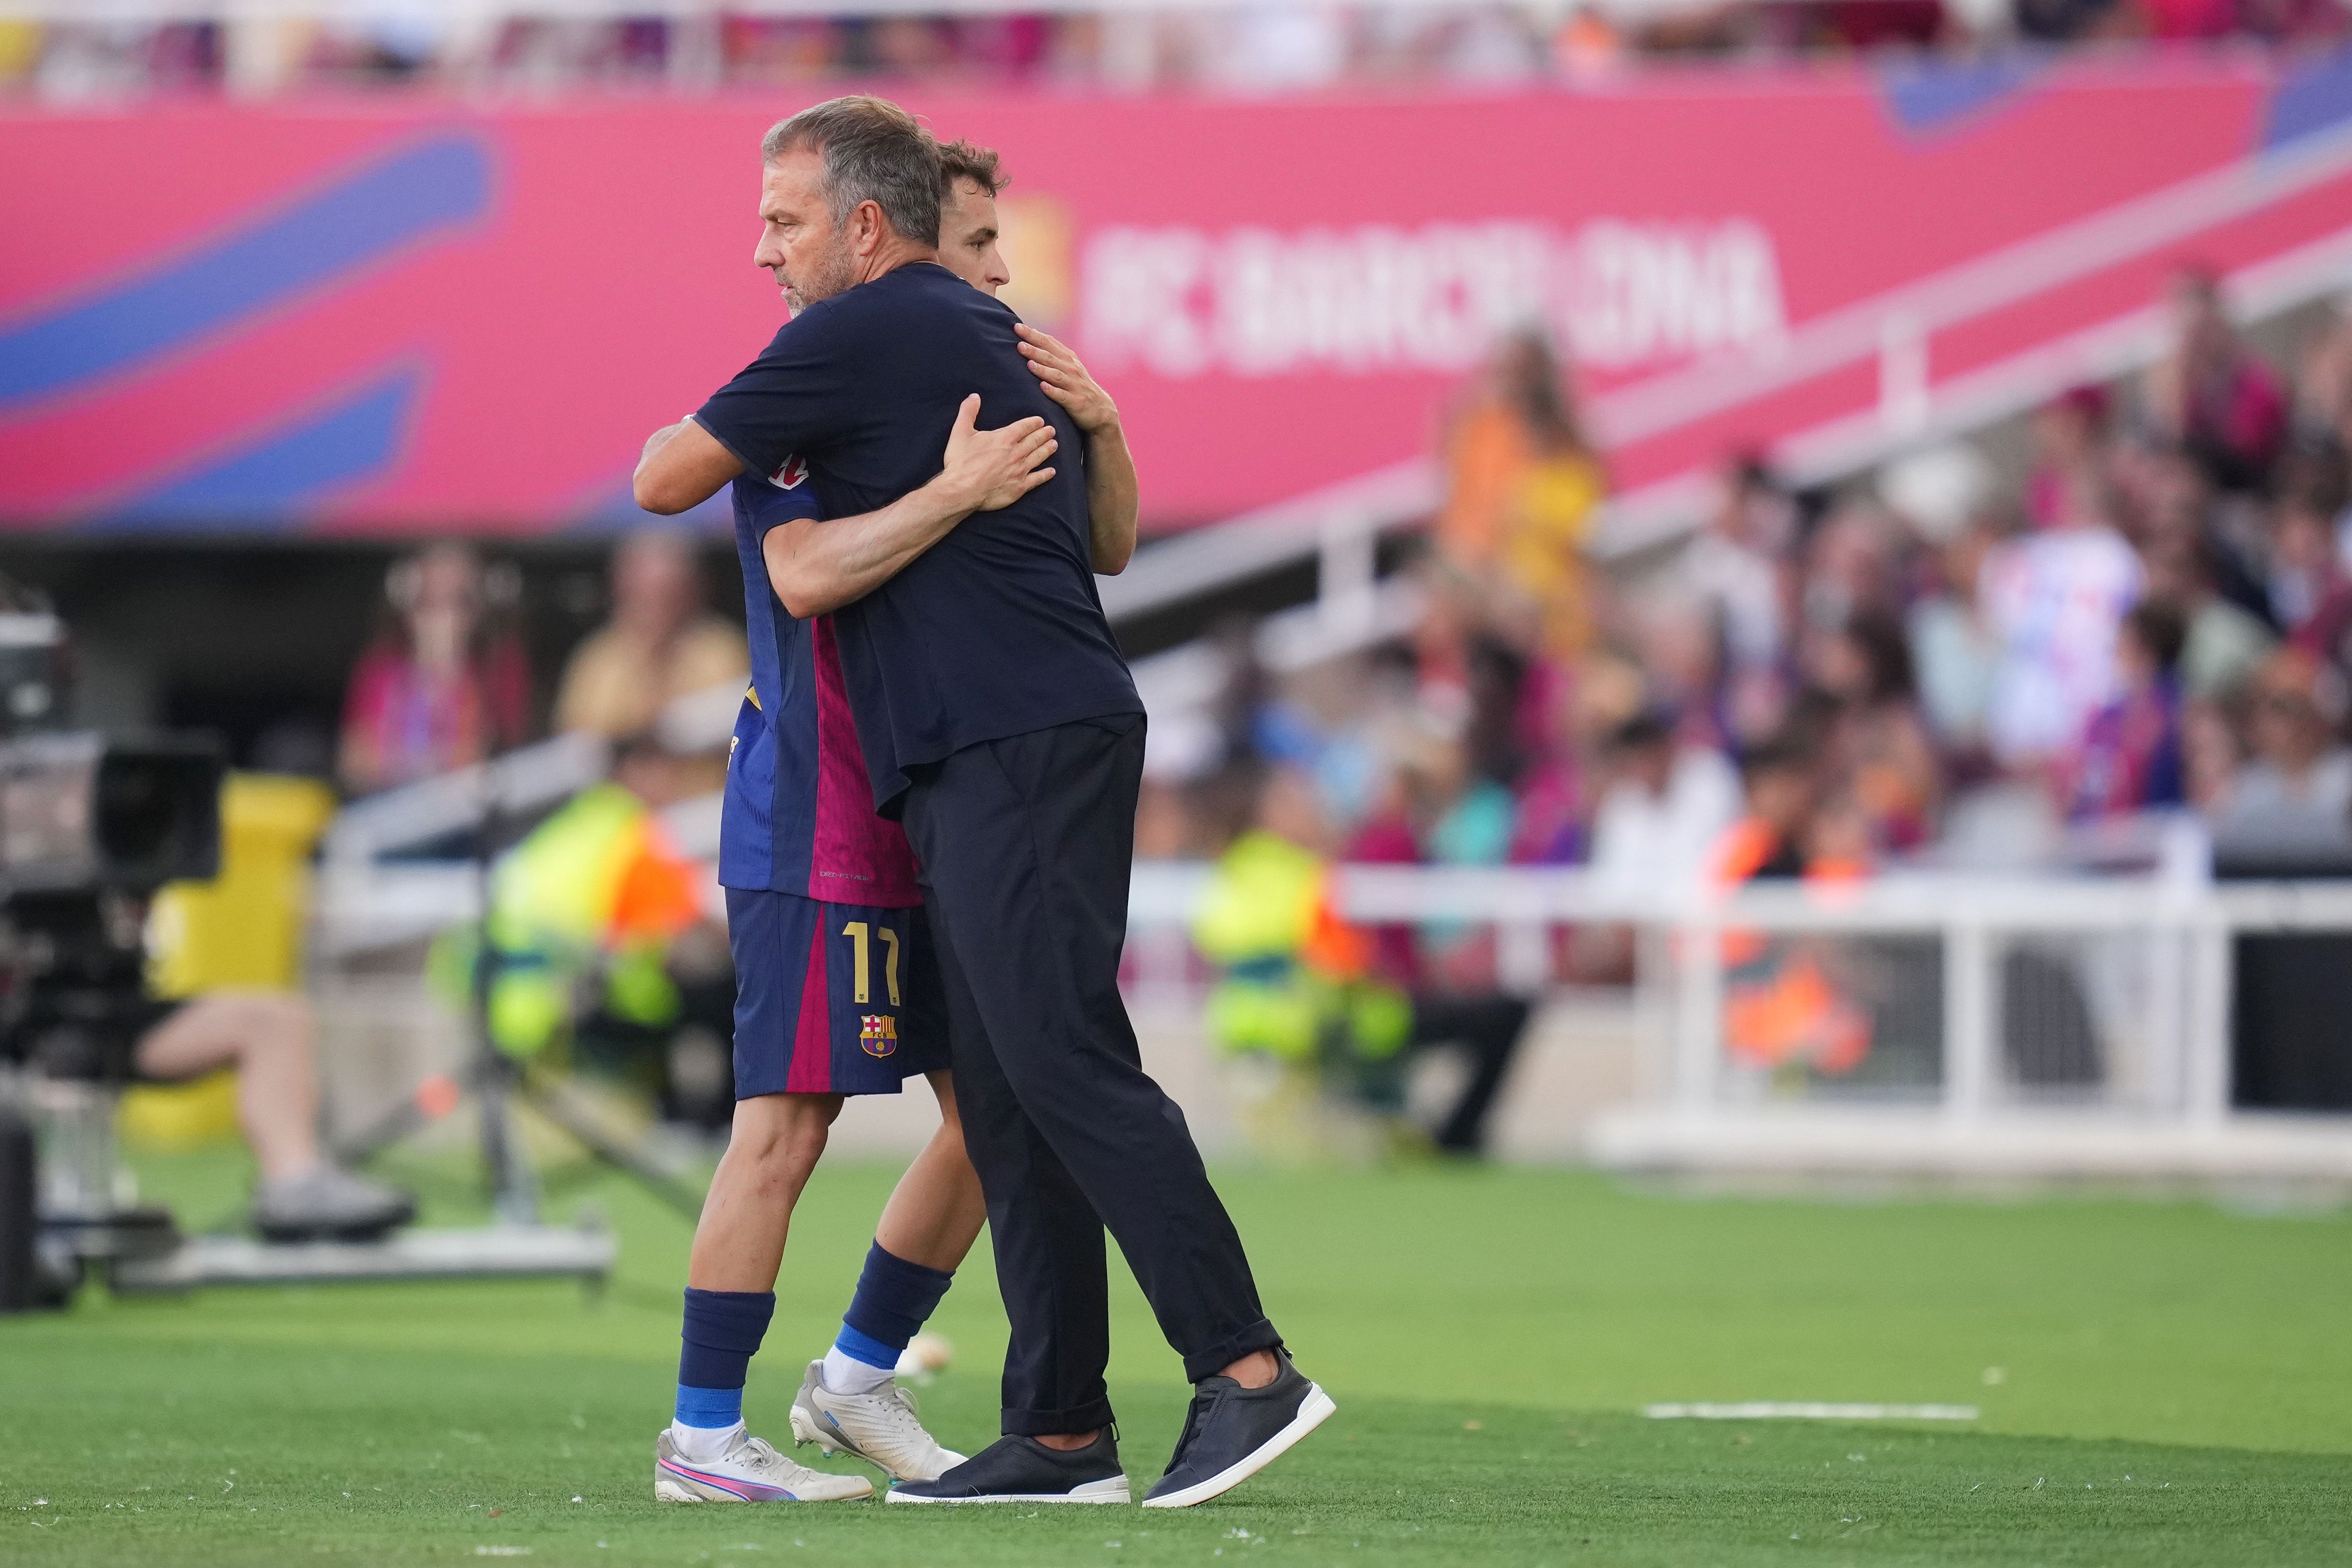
[1710,734,1875,1077]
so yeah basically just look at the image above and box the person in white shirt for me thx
[1585,711,1742,895]
[1979,514,2143,766]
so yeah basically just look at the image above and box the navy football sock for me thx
[674,1288,776,1446]
[823,1242,953,1393]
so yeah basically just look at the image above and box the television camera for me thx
[0,607,227,1307]
[0,598,617,1309]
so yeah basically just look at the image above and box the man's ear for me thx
[853,200,885,256]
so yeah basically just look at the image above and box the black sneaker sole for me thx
[1141,1385,1336,1509]
[886,1475,1131,1505]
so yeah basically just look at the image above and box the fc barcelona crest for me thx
[860,1014,898,1058]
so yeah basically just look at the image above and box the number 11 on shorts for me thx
[840,921,902,1006]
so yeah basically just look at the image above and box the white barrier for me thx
[313,844,2352,1180]
[1128,863,2352,1183]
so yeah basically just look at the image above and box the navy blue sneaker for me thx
[1142,1353,1334,1508]
[886,1430,1129,1505]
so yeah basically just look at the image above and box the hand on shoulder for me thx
[1015,323,1120,437]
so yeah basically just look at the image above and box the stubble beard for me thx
[783,232,858,315]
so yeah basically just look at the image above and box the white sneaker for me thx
[654,1427,873,1503]
[789,1359,967,1481]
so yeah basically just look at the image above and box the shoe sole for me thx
[788,1402,836,1454]
[1140,1385,1337,1509]
[886,1475,1132,1505]
[654,1462,872,1504]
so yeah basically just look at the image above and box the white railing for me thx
[1098,457,1436,627]
[309,838,2352,1174]
[1100,124,2352,618]
[314,674,740,953]
[322,674,741,865]
[1128,862,2352,1180]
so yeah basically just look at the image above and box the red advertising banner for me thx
[3,53,2351,536]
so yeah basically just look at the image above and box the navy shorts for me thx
[724,887,950,1098]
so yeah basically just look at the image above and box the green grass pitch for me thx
[3,1147,2349,1565]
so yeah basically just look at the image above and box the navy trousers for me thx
[900,713,1280,1436]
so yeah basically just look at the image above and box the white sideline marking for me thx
[1644,1402,1979,1422]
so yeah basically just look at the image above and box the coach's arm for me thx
[633,396,1056,617]
[765,396,1057,619]
[633,418,745,515]
[1017,324,1138,575]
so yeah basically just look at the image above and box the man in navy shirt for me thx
[636,96,1330,1509]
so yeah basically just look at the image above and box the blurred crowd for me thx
[3,0,2347,101]
[335,531,750,1129]
[1148,272,2352,977]
[335,530,747,796]
[322,266,2352,910]
[268,259,2352,1130]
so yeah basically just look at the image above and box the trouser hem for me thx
[1001,1399,1117,1438]
[1180,1317,1284,1385]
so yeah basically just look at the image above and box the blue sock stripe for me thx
[840,1241,954,1352]
[832,1323,902,1371]
[673,1383,743,1430]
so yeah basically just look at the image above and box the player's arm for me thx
[1016,323,1138,575]
[765,394,1057,619]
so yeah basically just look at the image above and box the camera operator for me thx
[0,573,411,1244]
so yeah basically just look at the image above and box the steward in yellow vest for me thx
[1189,767,1531,1156]
[431,745,708,1068]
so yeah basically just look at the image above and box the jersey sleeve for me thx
[691,303,860,480]
[739,469,822,535]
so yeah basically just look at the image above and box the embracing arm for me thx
[765,395,1058,619]
[1079,423,1141,577]
[1017,323,1138,575]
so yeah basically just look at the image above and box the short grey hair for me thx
[762,95,942,248]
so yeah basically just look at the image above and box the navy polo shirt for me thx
[693,262,1141,815]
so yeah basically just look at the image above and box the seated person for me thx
[554,532,748,742]
[1194,765,1529,1156]
[553,533,748,797]
[338,543,533,797]
[133,991,415,1241]
[2208,648,2352,855]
